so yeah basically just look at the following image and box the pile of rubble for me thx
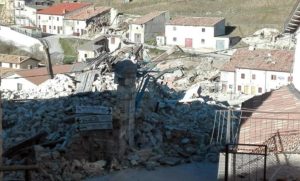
[242,28,296,50]
[1,75,76,100]
[1,46,229,180]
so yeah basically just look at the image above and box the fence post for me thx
[226,109,231,144]
[225,144,229,181]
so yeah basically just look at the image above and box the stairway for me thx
[285,0,300,33]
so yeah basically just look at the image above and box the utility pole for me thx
[0,76,3,181]
[39,39,54,79]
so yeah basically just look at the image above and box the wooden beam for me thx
[0,165,39,171]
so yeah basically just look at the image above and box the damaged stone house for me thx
[77,35,122,62]
[63,6,112,36]
[129,11,170,44]
[220,48,294,95]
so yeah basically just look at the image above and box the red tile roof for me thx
[221,48,294,72]
[64,6,110,20]
[132,11,167,25]
[167,16,224,26]
[14,64,73,85]
[37,2,91,15]
[0,54,37,64]
[239,84,300,145]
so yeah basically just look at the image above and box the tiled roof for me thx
[0,67,16,76]
[14,64,73,85]
[37,2,91,15]
[64,6,110,20]
[167,16,224,26]
[221,48,294,72]
[0,54,36,64]
[131,11,167,25]
[239,84,300,145]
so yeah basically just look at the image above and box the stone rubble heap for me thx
[1,54,228,180]
[242,28,296,50]
[1,74,76,100]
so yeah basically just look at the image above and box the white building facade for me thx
[165,17,229,50]
[220,49,294,95]
[36,2,91,34]
[63,6,111,36]
[129,11,169,44]
[1,74,37,91]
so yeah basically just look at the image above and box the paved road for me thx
[85,162,218,181]
[43,35,64,54]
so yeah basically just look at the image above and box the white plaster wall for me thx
[108,36,121,52]
[165,25,216,49]
[220,71,235,93]
[37,14,64,34]
[235,68,291,95]
[293,30,300,91]
[15,5,37,26]
[78,50,95,62]
[265,71,291,91]
[0,26,42,52]
[129,24,145,43]
[1,74,37,91]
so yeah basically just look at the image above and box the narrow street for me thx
[86,162,218,181]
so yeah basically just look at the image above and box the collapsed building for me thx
[0,43,230,180]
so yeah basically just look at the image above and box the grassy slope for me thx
[59,38,89,63]
[94,0,295,37]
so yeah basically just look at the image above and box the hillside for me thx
[95,0,295,37]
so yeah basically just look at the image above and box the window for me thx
[17,83,22,91]
[39,25,41,29]
[241,73,245,79]
[38,16,40,20]
[271,75,276,80]
[111,37,115,44]
[173,26,176,31]
[57,17,59,21]
[252,74,256,80]
[201,39,205,44]
[72,27,74,30]
[202,28,205,32]
[49,16,51,20]
[49,26,51,29]
[0,62,2,67]
[54,26,56,30]
[238,85,241,91]
[173,37,177,42]
[288,76,293,82]
[258,87,262,93]
[84,54,87,58]
[77,21,79,25]
[9,63,12,68]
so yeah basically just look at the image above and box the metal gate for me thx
[224,144,267,181]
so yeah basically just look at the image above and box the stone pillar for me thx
[114,59,137,158]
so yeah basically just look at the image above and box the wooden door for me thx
[42,25,46,33]
[185,38,193,48]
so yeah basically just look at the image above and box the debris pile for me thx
[242,28,295,50]
[1,46,229,180]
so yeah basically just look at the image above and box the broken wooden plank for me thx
[0,165,39,171]
[3,131,48,158]
[76,106,112,115]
